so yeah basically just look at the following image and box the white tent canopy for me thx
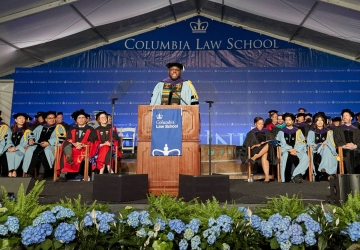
[1,0,360,77]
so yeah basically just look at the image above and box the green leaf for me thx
[40,239,52,250]
[290,245,299,250]
[54,240,63,249]
[0,239,10,250]
[64,242,77,250]
[0,215,8,223]
[270,238,280,249]
[318,235,328,250]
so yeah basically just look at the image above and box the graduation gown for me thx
[150,77,199,105]
[0,122,12,155]
[294,122,311,138]
[307,129,338,175]
[90,124,120,170]
[333,124,360,174]
[5,128,33,171]
[240,128,278,165]
[352,121,360,130]
[276,127,309,182]
[57,125,96,173]
[22,123,66,173]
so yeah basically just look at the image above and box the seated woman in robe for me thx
[90,112,121,174]
[307,112,338,181]
[242,117,277,183]
[3,113,32,177]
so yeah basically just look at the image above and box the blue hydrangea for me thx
[274,216,291,232]
[126,211,140,228]
[97,212,115,224]
[305,230,317,246]
[4,216,19,233]
[55,208,75,219]
[250,215,262,230]
[156,218,166,231]
[260,221,273,238]
[184,228,194,240]
[291,235,305,245]
[276,230,291,243]
[296,213,312,223]
[169,219,186,234]
[269,213,283,227]
[54,222,76,243]
[33,224,53,243]
[98,221,111,233]
[238,207,249,220]
[216,215,233,232]
[83,213,93,227]
[167,232,174,241]
[288,223,303,236]
[304,219,322,234]
[207,234,217,245]
[0,225,8,236]
[280,240,292,250]
[187,218,200,233]
[191,235,201,249]
[136,228,146,238]
[344,222,360,242]
[21,226,35,245]
[139,211,152,226]
[208,217,216,227]
[51,205,65,214]
[179,239,188,250]
[33,211,56,226]
[325,213,333,223]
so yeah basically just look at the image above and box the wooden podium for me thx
[136,105,200,195]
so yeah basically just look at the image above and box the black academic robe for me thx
[294,122,311,138]
[352,121,360,130]
[240,128,278,165]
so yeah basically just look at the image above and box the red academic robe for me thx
[56,127,96,173]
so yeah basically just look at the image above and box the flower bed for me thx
[1,181,360,249]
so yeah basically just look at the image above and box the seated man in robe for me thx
[333,109,360,174]
[150,62,199,105]
[57,110,96,181]
[56,112,70,131]
[276,114,286,129]
[352,112,360,130]
[276,113,309,183]
[22,111,66,180]
[330,117,342,128]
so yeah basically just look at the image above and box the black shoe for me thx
[66,155,74,165]
[249,159,256,165]
[37,174,44,181]
[56,176,67,182]
[315,175,321,182]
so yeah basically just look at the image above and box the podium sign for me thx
[137,105,200,195]
[151,109,182,156]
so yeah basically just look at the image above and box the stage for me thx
[37,178,332,210]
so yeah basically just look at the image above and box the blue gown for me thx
[0,122,12,155]
[276,127,309,182]
[150,80,199,105]
[22,124,66,173]
[5,128,33,171]
[307,129,338,175]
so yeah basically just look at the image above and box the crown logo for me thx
[190,18,208,33]
[156,113,163,120]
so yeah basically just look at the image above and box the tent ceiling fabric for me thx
[1,0,360,77]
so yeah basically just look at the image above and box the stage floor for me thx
[38,178,332,207]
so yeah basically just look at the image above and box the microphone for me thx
[205,101,214,104]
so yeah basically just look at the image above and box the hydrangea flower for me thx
[167,232,174,241]
[250,215,262,230]
[136,228,146,238]
[191,235,201,249]
[207,234,217,245]
[260,221,273,238]
[5,216,19,233]
[183,228,194,240]
[126,211,140,228]
[179,239,188,250]
[216,215,233,232]
[238,207,249,220]
[169,219,186,234]
[33,211,56,226]
[156,218,166,231]
[139,211,152,226]
[54,222,76,243]
[21,226,35,245]
[280,240,292,250]
[296,213,313,223]
[0,225,8,236]
[344,222,360,242]
[51,205,65,214]
[325,213,333,223]
[187,218,200,233]
[304,219,322,234]
[276,230,291,243]
[83,212,93,227]
[55,208,75,219]
[305,230,317,246]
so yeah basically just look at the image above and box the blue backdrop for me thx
[13,67,360,145]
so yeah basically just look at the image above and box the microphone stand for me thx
[205,100,214,175]
[109,98,118,174]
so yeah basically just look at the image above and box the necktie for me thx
[79,130,83,138]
